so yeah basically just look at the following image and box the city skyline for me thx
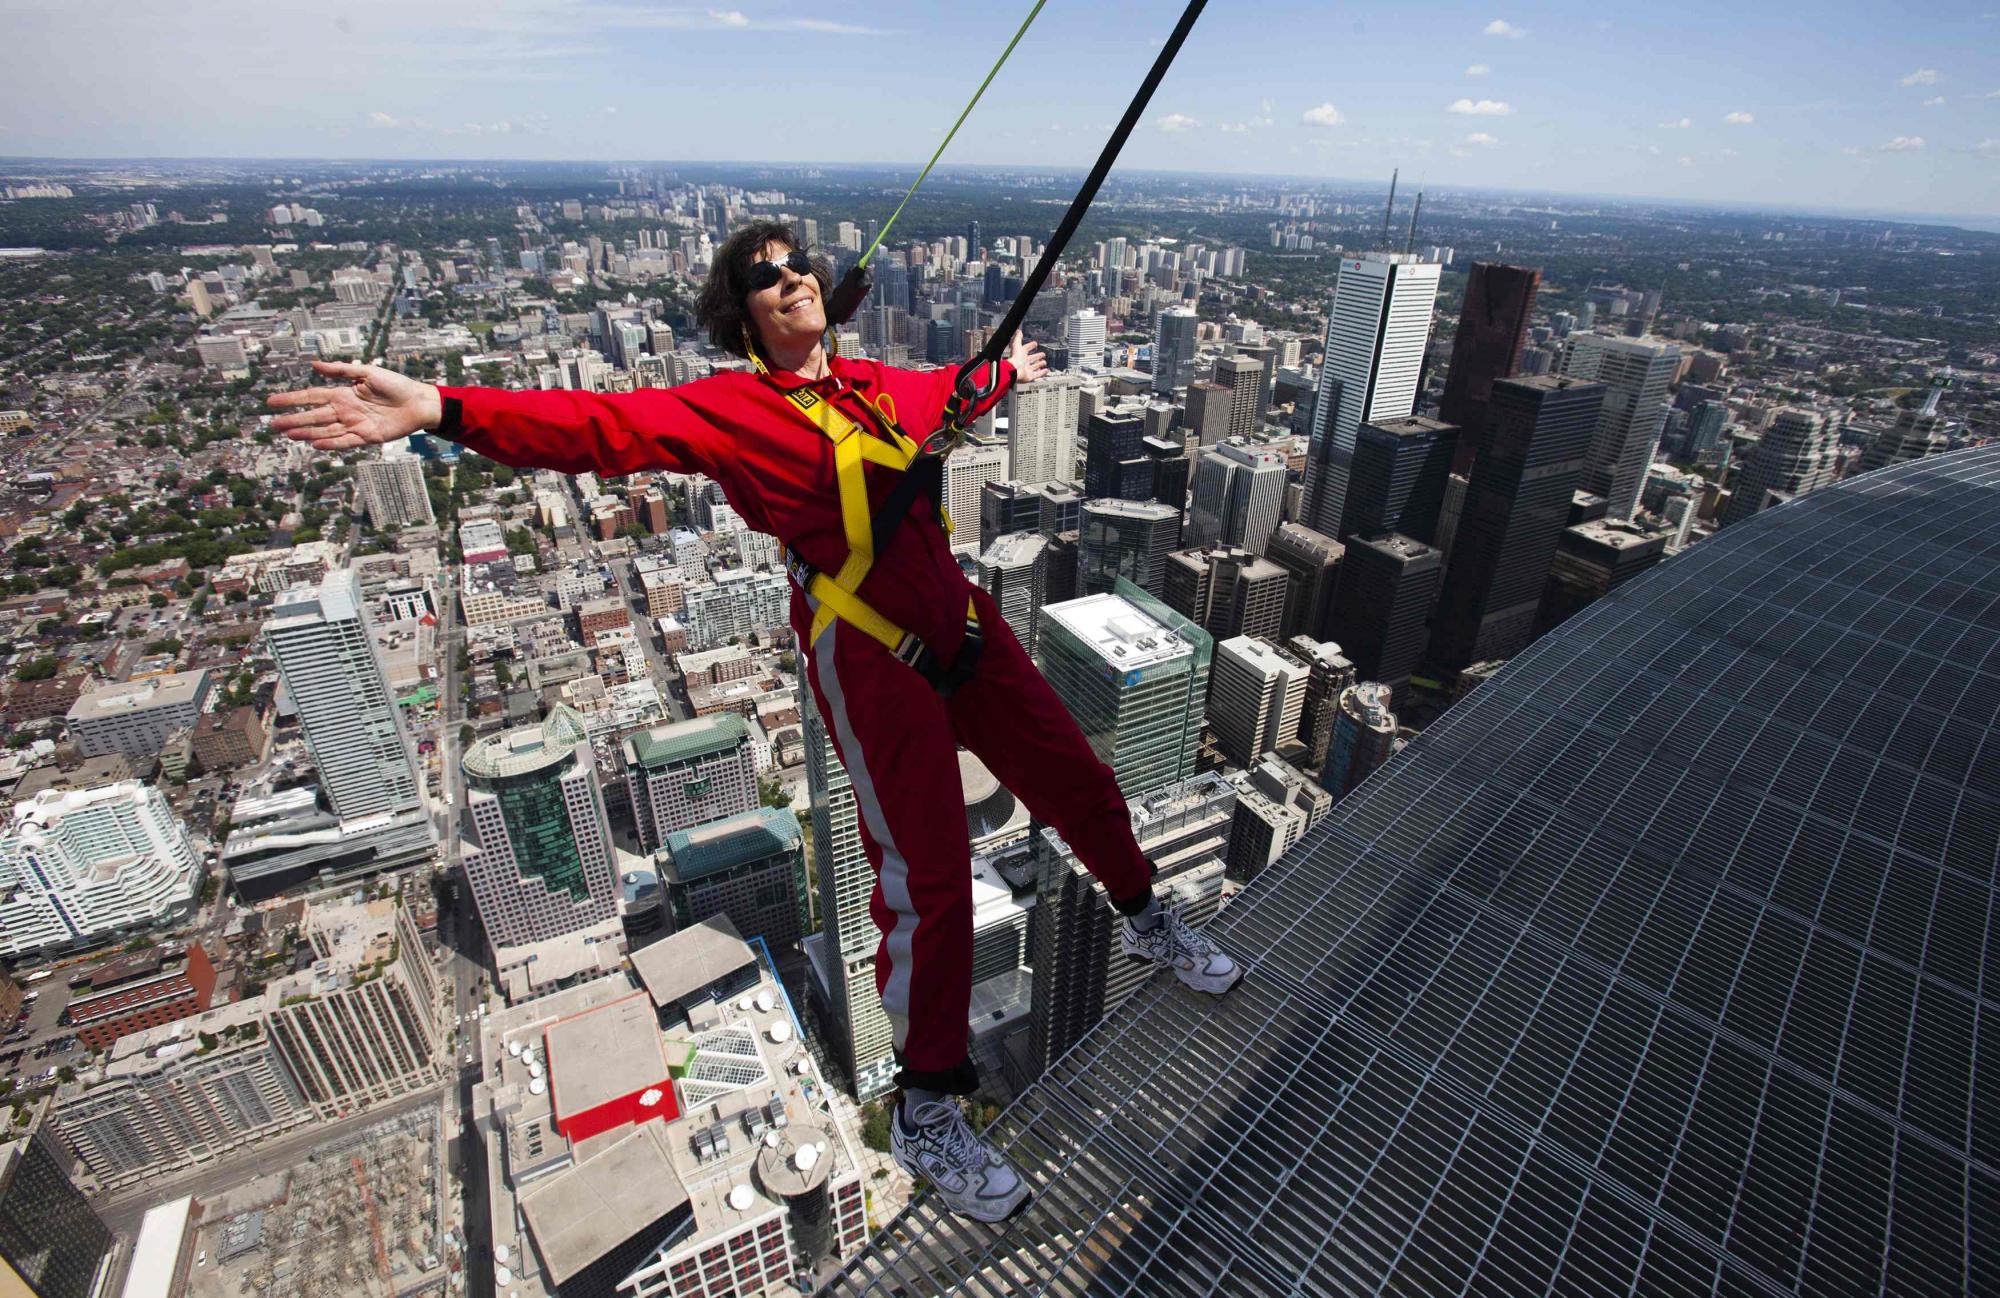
[0,2,1996,224]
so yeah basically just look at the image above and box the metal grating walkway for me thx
[822,446,2000,1296]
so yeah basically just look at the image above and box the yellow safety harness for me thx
[748,342,984,697]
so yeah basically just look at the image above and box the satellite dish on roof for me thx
[768,1021,791,1043]
[495,1245,510,1264]
[754,991,774,1013]
[728,1185,754,1211]
[527,1061,543,1079]
[508,1040,523,1057]
[496,1266,513,1287]
[794,1144,819,1172]
[529,1079,545,1096]
[764,1130,781,1148]
[736,997,753,1011]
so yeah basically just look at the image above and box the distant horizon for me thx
[5,154,1998,238]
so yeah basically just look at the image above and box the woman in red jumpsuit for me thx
[270,220,1237,1222]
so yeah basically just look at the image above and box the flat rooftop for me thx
[1043,592,1195,672]
[545,992,672,1124]
[630,914,755,1011]
[519,1122,688,1286]
[67,668,208,719]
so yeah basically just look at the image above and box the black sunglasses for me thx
[745,249,815,292]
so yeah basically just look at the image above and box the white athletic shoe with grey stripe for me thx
[1123,901,1242,994]
[892,1099,1030,1223]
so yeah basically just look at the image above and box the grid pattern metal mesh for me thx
[822,447,2000,1296]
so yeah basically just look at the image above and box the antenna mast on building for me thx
[1380,170,1398,250]
[1403,191,1424,256]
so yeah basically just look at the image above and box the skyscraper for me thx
[1856,378,1951,474]
[1561,333,1679,520]
[1683,399,1729,459]
[0,1102,112,1298]
[1263,523,1344,642]
[1430,375,1605,670]
[1342,415,1459,544]
[1183,380,1236,447]
[801,689,894,1099]
[1152,306,1199,395]
[1722,406,1838,526]
[976,531,1048,655]
[1302,252,1443,539]
[1186,441,1287,554]
[1328,533,1441,704]
[1206,636,1309,768]
[943,440,1010,556]
[1077,499,1180,597]
[1160,547,1288,644]
[622,714,759,854]
[263,570,423,824]
[1212,353,1266,440]
[1003,373,1082,487]
[1321,680,1397,796]
[1437,262,1540,475]
[979,480,1043,550]
[660,807,810,949]
[1537,518,1669,632]
[1037,590,1209,800]
[1026,772,1234,1078]
[460,704,619,958]
[1278,635,1356,770]
[1064,308,1107,366]
[356,440,435,529]
[1082,409,1148,500]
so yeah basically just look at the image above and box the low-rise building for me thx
[188,705,265,773]
[65,943,219,1052]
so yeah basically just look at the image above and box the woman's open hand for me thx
[266,359,442,452]
[1007,333,1049,385]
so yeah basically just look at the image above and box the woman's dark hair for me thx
[696,219,833,359]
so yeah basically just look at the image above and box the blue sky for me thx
[2,1,1996,219]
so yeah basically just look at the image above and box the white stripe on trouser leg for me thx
[815,620,919,1052]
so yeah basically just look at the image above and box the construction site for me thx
[186,1105,448,1298]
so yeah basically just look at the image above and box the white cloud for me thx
[1449,98,1514,116]
[1678,155,1696,167]
[1301,103,1346,128]
[1723,110,1755,124]
[1658,117,1692,129]
[1220,123,1249,134]
[1483,19,1526,38]
[1465,132,1500,146]
[1465,63,1491,76]
[708,9,750,26]
[602,105,618,115]
[1879,135,1926,151]
[1978,139,2000,155]
[1843,146,1863,156]
[1261,98,1274,114]
[1156,113,1200,133]
[366,111,423,130]
[1900,68,1942,86]
[1923,96,1946,106]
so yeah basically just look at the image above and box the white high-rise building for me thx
[0,783,201,958]
[1560,333,1680,521]
[1722,407,1839,527]
[1303,253,1443,538]
[263,570,423,824]
[1065,309,1108,368]
[356,441,434,529]
[1207,637,1309,769]
[460,705,620,958]
[1153,306,1199,396]
[944,441,1011,557]
[801,689,896,1099]
[1186,442,1289,554]
[1004,374,1082,487]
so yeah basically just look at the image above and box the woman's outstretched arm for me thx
[267,359,735,480]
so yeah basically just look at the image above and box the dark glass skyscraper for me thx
[1429,374,1605,670]
[0,1109,112,1298]
[829,445,2000,1298]
[1342,415,1458,544]
[1327,531,1441,704]
[1439,262,1540,476]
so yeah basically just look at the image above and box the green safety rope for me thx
[856,0,1047,269]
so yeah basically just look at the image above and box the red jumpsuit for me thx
[437,358,1155,1093]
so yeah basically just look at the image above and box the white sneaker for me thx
[1122,901,1243,994]
[892,1098,1031,1224]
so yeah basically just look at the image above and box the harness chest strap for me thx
[774,383,978,669]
